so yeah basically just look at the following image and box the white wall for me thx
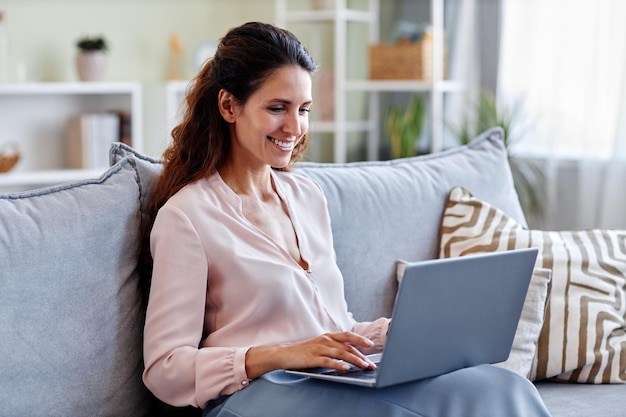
[1,0,275,83]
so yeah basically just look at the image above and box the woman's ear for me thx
[218,89,238,123]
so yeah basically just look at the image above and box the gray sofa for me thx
[1,127,623,416]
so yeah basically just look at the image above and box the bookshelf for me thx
[275,0,463,162]
[0,81,142,190]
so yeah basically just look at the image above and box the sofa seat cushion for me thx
[439,186,626,384]
[535,381,626,417]
[0,158,151,417]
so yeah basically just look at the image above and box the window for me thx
[498,0,626,159]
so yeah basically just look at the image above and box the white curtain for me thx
[442,0,480,149]
[498,0,626,230]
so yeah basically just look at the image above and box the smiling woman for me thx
[140,21,552,417]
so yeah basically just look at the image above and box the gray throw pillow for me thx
[110,142,162,231]
[0,158,151,416]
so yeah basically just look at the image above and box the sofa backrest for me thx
[112,127,525,323]
[294,128,526,321]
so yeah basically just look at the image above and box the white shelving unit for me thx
[141,80,190,159]
[0,81,142,190]
[165,80,191,136]
[275,0,462,162]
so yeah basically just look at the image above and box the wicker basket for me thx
[0,143,20,173]
[369,34,444,80]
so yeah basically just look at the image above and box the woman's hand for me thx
[245,332,377,380]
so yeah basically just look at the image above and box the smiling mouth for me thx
[268,136,295,152]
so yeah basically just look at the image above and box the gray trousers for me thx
[203,364,552,417]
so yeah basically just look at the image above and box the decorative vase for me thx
[76,51,106,81]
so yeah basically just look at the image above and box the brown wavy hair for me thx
[140,22,318,297]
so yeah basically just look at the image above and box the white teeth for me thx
[268,137,295,151]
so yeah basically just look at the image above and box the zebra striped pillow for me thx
[439,186,626,383]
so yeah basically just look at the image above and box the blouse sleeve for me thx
[142,204,250,408]
[352,318,392,355]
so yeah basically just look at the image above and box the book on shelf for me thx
[65,112,131,170]
[117,111,132,146]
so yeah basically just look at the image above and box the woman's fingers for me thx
[323,342,377,371]
[293,332,377,371]
[327,332,376,367]
[245,332,377,379]
[327,331,375,350]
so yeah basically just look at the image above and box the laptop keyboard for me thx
[320,365,379,380]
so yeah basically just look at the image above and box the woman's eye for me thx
[299,108,311,115]
[269,107,284,113]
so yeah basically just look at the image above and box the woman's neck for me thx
[218,161,275,200]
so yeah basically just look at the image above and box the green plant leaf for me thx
[446,88,543,218]
[385,95,425,158]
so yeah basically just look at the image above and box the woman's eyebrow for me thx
[269,98,313,106]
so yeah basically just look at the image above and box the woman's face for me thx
[221,65,312,170]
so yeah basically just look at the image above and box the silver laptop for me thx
[286,248,538,388]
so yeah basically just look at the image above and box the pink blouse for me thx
[142,170,390,408]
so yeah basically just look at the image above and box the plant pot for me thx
[76,51,106,81]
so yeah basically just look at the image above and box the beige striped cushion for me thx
[439,186,626,383]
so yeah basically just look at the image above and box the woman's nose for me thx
[283,112,303,137]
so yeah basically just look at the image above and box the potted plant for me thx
[75,36,108,81]
[450,89,544,219]
[385,94,425,159]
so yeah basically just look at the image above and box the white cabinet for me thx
[0,81,142,190]
[275,0,462,162]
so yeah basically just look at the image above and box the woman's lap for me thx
[204,364,552,417]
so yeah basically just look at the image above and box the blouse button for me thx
[241,379,250,386]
